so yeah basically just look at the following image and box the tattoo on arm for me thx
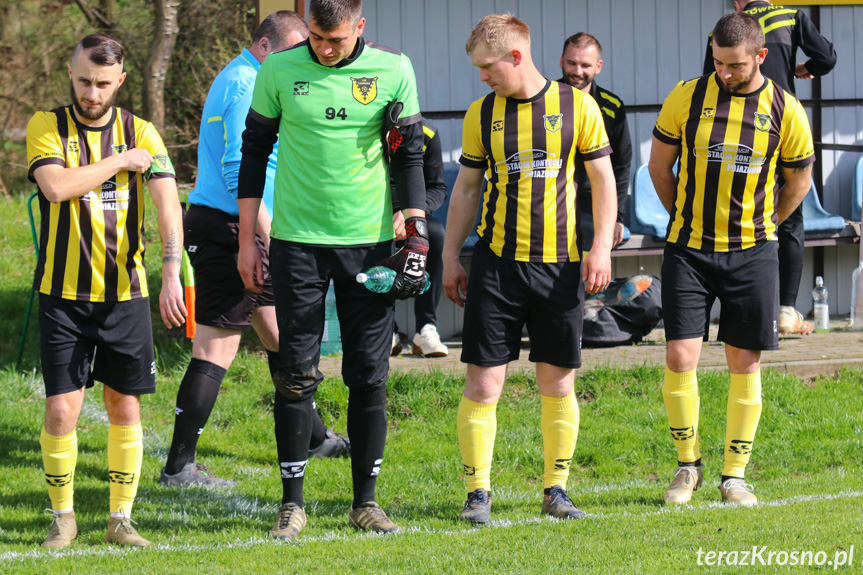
[163,227,181,265]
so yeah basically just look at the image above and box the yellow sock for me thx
[723,372,762,479]
[541,393,579,490]
[457,396,497,493]
[107,423,143,515]
[41,428,77,511]
[662,368,701,463]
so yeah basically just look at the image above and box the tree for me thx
[143,0,180,130]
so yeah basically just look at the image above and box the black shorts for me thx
[269,239,395,392]
[662,241,779,350]
[39,294,156,397]
[461,241,584,369]
[185,204,274,330]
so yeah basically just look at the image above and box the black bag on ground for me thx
[582,275,662,347]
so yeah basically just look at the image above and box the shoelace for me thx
[721,478,755,492]
[466,491,489,507]
[673,467,698,483]
[548,488,574,506]
[278,507,301,529]
[111,516,139,533]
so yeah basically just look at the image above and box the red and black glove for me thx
[380,216,429,300]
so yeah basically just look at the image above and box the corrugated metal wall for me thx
[299,0,863,335]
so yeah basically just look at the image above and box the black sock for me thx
[720,474,743,483]
[348,384,388,507]
[678,459,702,468]
[267,350,328,449]
[165,358,227,475]
[273,390,313,506]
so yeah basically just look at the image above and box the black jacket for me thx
[562,80,632,223]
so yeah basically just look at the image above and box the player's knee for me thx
[272,369,319,402]
[348,380,387,405]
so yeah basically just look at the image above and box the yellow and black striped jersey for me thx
[27,106,176,302]
[653,74,814,252]
[460,80,611,262]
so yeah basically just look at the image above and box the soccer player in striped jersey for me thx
[443,13,617,524]
[27,34,186,548]
[650,11,815,506]
[704,0,836,336]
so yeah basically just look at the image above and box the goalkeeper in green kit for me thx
[237,0,427,540]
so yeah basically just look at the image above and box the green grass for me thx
[1,195,862,573]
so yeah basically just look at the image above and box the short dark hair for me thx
[72,33,125,66]
[253,10,308,47]
[712,11,764,54]
[310,0,362,31]
[562,32,602,56]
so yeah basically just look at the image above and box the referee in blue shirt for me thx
[160,11,348,489]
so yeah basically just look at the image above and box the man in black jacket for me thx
[560,32,632,248]
[704,0,837,336]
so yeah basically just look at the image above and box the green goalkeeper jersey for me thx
[250,38,422,245]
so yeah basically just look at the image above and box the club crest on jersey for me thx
[701,108,715,119]
[152,154,173,173]
[351,77,378,104]
[543,113,563,133]
[754,112,771,132]
[492,120,504,132]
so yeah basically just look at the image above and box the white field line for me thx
[3,489,862,563]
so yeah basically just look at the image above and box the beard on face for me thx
[717,67,757,95]
[69,80,118,121]
[562,69,592,91]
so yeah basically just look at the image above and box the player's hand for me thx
[238,237,264,294]
[120,148,154,173]
[159,271,187,328]
[379,216,429,300]
[392,212,406,241]
[582,247,611,295]
[443,255,468,307]
[613,222,625,247]
[794,62,814,80]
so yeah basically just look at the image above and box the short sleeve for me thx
[392,53,421,124]
[459,99,486,169]
[26,112,65,182]
[779,97,816,168]
[653,81,686,145]
[576,94,611,161]
[249,55,282,121]
[136,119,176,179]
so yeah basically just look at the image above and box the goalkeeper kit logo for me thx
[351,77,378,104]
[281,460,307,479]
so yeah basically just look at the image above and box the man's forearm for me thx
[238,198,263,243]
[442,186,481,260]
[36,156,125,203]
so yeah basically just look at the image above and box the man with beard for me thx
[27,33,185,548]
[559,33,632,247]
[649,12,814,507]
[704,0,836,336]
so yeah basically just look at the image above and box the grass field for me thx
[1,194,862,574]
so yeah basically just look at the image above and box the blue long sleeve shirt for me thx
[188,48,278,216]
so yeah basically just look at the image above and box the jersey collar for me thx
[238,47,260,72]
[712,72,769,98]
[306,36,366,69]
[69,105,117,132]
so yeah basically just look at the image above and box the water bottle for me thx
[320,280,342,355]
[356,266,430,294]
[851,262,863,329]
[812,276,829,333]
